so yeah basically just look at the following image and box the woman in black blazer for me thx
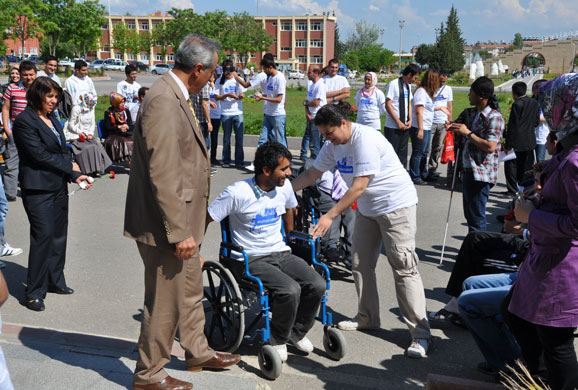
[12,77,92,311]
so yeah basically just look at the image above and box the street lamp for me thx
[399,20,405,71]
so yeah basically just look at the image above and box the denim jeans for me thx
[300,118,320,159]
[462,169,490,232]
[259,115,287,147]
[210,118,221,164]
[221,114,244,165]
[409,127,431,182]
[458,272,521,370]
[0,175,7,247]
[535,143,546,162]
[200,122,210,151]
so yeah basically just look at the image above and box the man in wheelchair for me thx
[206,142,326,362]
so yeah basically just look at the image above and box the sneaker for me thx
[222,162,231,168]
[210,167,218,176]
[1,245,23,257]
[406,338,431,358]
[337,319,379,331]
[272,344,288,362]
[290,335,314,353]
[246,163,255,172]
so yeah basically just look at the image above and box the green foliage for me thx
[334,23,346,61]
[228,12,273,66]
[345,20,380,52]
[343,51,359,70]
[6,0,46,56]
[151,21,170,58]
[513,33,524,49]
[477,49,492,60]
[112,21,130,58]
[356,45,394,71]
[69,0,106,57]
[415,43,435,66]
[245,61,257,70]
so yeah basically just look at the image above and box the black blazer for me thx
[12,106,81,191]
[504,96,540,152]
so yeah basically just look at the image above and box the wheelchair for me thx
[201,218,347,380]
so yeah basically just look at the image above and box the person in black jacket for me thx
[502,82,540,195]
[12,77,92,311]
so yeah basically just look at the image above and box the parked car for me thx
[0,55,20,66]
[288,69,305,79]
[104,60,128,71]
[27,55,40,63]
[149,63,172,75]
[88,59,106,70]
[129,61,148,71]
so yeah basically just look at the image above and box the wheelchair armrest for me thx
[220,242,244,253]
[287,230,313,241]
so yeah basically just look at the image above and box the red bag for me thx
[440,131,455,164]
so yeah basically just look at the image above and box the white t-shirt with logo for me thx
[323,75,350,101]
[209,84,221,119]
[37,71,62,86]
[262,72,286,116]
[117,80,142,112]
[208,179,298,258]
[432,85,453,124]
[250,72,267,89]
[411,88,435,131]
[354,89,386,130]
[217,77,245,116]
[307,79,327,119]
[313,123,417,217]
[384,78,413,128]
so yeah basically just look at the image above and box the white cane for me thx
[439,148,460,265]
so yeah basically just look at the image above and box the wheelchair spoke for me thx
[207,269,217,300]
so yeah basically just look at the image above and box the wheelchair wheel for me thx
[323,327,347,361]
[202,260,245,353]
[258,345,283,380]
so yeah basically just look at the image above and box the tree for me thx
[345,20,380,52]
[334,23,346,61]
[68,0,106,57]
[477,49,492,60]
[513,33,524,50]
[227,12,272,67]
[112,21,130,59]
[343,51,359,70]
[37,0,72,57]
[6,0,45,58]
[415,43,435,65]
[151,21,171,60]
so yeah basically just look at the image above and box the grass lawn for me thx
[94,88,513,137]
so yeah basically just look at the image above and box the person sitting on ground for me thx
[64,92,112,176]
[206,142,326,362]
[103,92,134,164]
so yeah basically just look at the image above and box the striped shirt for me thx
[3,82,29,122]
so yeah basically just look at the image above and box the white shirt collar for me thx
[169,70,189,101]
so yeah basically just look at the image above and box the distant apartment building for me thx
[98,12,336,70]
[4,37,40,58]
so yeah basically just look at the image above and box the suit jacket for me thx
[124,73,210,250]
[12,106,81,191]
[504,96,540,152]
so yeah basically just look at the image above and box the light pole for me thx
[399,20,405,71]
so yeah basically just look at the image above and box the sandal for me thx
[428,309,457,321]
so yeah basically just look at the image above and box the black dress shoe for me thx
[48,286,74,295]
[26,298,45,311]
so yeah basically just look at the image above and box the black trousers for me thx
[249,251,325,344]
[383,126,409,169]
[210,118,221,164]
[505,310,578,390]
[445,231,530,297]
[22,183,69,300]
[504,150,535,193]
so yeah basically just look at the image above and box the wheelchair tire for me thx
[323,327,347,361]
[258,345,283,380]
[202,260,245,353]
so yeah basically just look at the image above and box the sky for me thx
[100,0,578,51]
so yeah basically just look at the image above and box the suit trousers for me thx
[134,242,214,385]
[21,183,69,300]
[383,127,409,169]
[351,205,431,339]
[248,251,325,344]
[504,150,535,193]
[2,135,19,199]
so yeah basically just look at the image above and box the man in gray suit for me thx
[124,34,241,390]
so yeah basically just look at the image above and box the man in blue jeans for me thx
[0,172,23,268]
[447,77,505,231]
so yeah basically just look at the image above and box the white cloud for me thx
[158,0,194,10]
[474,0,578,28]
[369,4,380,11]
[259,0,355,25]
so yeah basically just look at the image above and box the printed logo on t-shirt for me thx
[224,86,237,94]
[337,157,354,174]
[250,208,280,232]
[360,97,374,105]
[404,91,409,99]
[435,95,447,102]
[307,90,313,99]
[267,83,274,91]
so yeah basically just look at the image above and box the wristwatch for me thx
[303,100,307,106]
[466,132,473,141]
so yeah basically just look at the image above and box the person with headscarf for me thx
[64,92,112,175]
[447,76,504,232]
[354,72,386,131]
[103,92,134,164]
[505,73,578,390]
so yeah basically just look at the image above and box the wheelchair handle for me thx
[287,230,313,240]
[220,242,244,253]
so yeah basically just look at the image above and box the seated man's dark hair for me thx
[254,141,292,176]
[512,81,527,97]
[125,64,138,75]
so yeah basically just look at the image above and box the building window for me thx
[140,53,149,61]
[140,22,149,30]
[167,53,174,62]
[297,55,307,64]
[101,45,110,52]
[152,22,159,29]
[272,21,277,26]
[281,22,292,31]
[30,48,38,55]
[115,52,122,59]
[127,53,135,60]
[311,56,323,64]
[273,38,277,43]
[281,47,292,52]
[296,39,307,48]
[296,22,307,31]
[127,21,136,29]
[310,39,323,48]
[311,22,323,31]
[251,54,256,58]
[101,22,109,30]
[155,54,163,61]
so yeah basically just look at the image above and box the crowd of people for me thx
[0,32,576,390]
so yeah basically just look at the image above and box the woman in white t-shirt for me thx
[291,102,432,358]
[409,69,439,184]
[354,72,386,131]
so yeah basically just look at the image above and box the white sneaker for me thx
[272,344,287,362]
[337,319,379,331]
[1,245,22,257]
[246,163,255,172]
[406,338,431,358]
[290,336,314,353]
